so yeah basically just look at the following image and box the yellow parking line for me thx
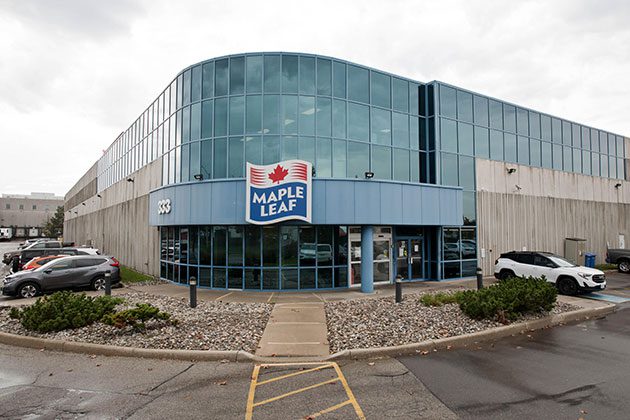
[253,378,340,407]
[245,365,260,420]
[214,291,233,301]
[266,292,274,303]
[256,363,333,386]
[308,399,353,418]
[332,363,366,419]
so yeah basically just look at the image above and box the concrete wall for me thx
[0,197,64,228]
[476,158,630,275]
[64,159,162,276]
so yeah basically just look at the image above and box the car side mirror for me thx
[44,269,52,274]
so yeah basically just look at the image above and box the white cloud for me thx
[0,0,628,196]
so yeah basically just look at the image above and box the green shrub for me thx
[420,292,462,306]
[9,291,123,333]
[101,303,173,331]
[457,276,557,322]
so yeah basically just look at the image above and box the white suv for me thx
[494,251,606,295]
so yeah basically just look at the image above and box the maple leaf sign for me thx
[268,164,289,184]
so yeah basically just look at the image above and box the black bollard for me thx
[395,278,403,303]
[105,270,112,296]
[189,276,197,308]
[476,267,483,290]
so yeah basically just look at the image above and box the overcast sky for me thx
[1,0,629,197]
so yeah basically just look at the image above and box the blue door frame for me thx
[394,236,426,281]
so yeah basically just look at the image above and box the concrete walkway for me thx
[255,302,329,357]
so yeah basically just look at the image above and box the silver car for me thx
[2,255,121,298]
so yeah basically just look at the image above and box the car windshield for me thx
[547,255,577,267]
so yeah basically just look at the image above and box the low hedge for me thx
[9,292,123,333]
[457,276,557,322]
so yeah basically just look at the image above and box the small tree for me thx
[43,206,64,238]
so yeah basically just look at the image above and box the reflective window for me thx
[517,136,529,165]
[393,148,410,181]
[463,192,476,226]
[600,153,608,177]
[561,121,571,145]
[245,226,260,266]
[299,96,315,135]
[582,150,591,175]
[441,152,458,186]
[490,129,504,160]
[298,136,315,165]
[573,147,582,173]
[489,100,503,129]
[282,55,298,93]
[347,141,369,178]
[316,58,332,96]
[371,108,391,145]
[503,105,516,133]
[443,228,459,261]
[202,62,214,99]
[440,86,456,118]
[182,106,190,142]
[529,112,541,139]
[214,98,228,136]
[541,115,552,141]
[190,142,200,178]
[229,96,244,135]
[552,144,562,170]
[299,56,315,95]
[262,135,280,164]
[572,123,581,148]
[371,71,391,108]
[552,118,562,143]
[459,155,474,190]
[282,95,298,135]
[504,133,517,163]
[458,122,474,156]
[457,90,473,123]
[228,137,244,177]
[245,136,262,165]
[563,146,573,171]
[332,61,346,98]
[316,137,332,177]
[215,59,228,96]
[332,139,346,178]
[213,226,226,265]
[181,144,189,182]
[592,152,600,176]
[392,78,408,113]
[347,65,369,103]
[516,108,528,135]
[541,142,552,168]
[474,126,489,158]
[246,55,263,93]
[409,84,419,115]
[213,138,227,178]
[591,129,600,152]
[264,55,281,92]
[183,70,191,106]
[440,118,457,153]
[201,140,212,179]
[530,139,541,166]
[392,112,409,148]
[246,95,262,134]
[372,145,391,179]
[347,102,369,141]
[332,99,346,138]
[201,100,213,138]
[316,97,332,137]
[581,127,591,150]
[473,95,488,126]
[263,95,280,134]
[191,66,201,102]
[191,103,201,141]
[282,136,297,160]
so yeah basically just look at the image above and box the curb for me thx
[0,303,616,363]
[325,302,616,360]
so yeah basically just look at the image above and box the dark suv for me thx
[2,255,121,298]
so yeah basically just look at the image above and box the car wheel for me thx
[17,283,40,299]
[557,277,579,296]
[499,270,515,280]
[91,277,106,291]
[618,259,630,274]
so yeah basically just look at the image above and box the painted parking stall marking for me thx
[245,362,365,420]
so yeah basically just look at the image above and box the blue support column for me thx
[361,225,374,293]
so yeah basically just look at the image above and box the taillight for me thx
[110,257,120,267]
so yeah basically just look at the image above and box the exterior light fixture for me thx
[193,173,204,180]
[97,194,102,198]
[82,203,86,206]
[73,211,78,214]
[515,184,522,191]
[127,178,134,183]
[507,168,517,174]
[364,171,374,179]
[615,183,622,189]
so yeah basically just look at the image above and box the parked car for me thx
[18,238,56,249]
[17,248,87,271]
[21,255,65,271]
[494,251,606,295]
[606,249,630,273]
[76,247,101,255]
[2,255,121,298]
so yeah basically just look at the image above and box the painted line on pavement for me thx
[584,293,630,303]
[214,291,234,301]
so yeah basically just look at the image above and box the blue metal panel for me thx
[149,179,463,227]
[361,226,374,293]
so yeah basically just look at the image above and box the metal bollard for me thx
[189,276,197,308]
[105,270,112,296]
[395,278,403,303]
[476,267,483,290]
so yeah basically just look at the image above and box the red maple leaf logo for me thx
[268,164,289,184]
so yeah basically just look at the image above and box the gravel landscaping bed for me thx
[0,292,272,352]
[325,292,579,352]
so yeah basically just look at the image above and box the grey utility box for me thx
[564,238,586,265]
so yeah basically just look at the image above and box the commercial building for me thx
[64,52,630,292]
[1,192,64,238]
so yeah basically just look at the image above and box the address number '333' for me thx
[157,199,171,215]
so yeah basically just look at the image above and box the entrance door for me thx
[348,227,392,286]
[396,238,424,280]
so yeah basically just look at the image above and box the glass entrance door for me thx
[396,238,423,280]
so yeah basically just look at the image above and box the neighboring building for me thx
[64,52,630,291]
[1,192,64,237]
